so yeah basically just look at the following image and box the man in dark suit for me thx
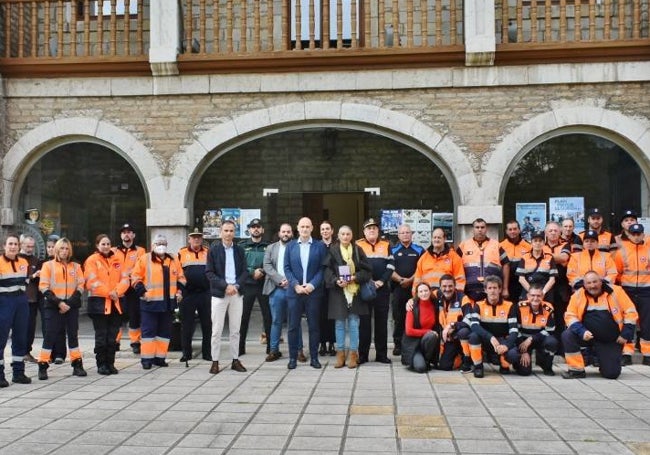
[205,220,249,375]
[284,217,328,369]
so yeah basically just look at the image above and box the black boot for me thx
[72,359,87,377]
[38,362,49,380]
[106,348,118,374]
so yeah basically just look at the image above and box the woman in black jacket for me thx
[324,225,373,369]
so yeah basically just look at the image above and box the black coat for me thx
[324,242,373,320]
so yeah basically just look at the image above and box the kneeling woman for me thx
[84,234,129,375]
[324,225,373,369]
[402,283,440,373]
[38,238,86,379]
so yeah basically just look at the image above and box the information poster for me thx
[380,210,402,235]
[548,197,584,234]
[515,203,547,242]
[202,209,223,239]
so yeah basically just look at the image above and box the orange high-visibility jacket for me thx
[412,246,465,295]
[613,240,650,289]
[131,253,186,310]
[565,284,638,333]
[0,255,29,294]
[39,259,84,300]
[567,250,617,288]
[84,251,130,314]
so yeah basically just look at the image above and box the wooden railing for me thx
[497,0,649,44]
[0,0,150,75]
[180,0,463,54]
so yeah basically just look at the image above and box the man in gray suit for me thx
[263,223,304,362]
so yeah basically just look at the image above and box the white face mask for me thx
[154,245,167,255]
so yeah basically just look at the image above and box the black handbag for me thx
[360,280,377,302]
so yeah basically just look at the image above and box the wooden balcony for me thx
[0,0,648,78]
[495,0,650,64]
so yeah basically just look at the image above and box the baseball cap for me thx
[247,218,262,228]
[630,223,645,234]
[583,229,599,240]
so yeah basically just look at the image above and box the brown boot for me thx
[348,351,359,369]
[334,351,346,368]
[209,361,220,374]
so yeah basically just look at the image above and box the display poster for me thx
[516,203,547,242]
[380,210,402,235]
[432,212,454,244]
[202,209,223,239]
[220,208,242,237]
[400,209,433,247]
[239,209,262,238]
[548,197,584,234]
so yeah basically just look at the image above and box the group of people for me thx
[402,209,643,380]
[0,207,646,387]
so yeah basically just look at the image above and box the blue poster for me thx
[515,203,547,242]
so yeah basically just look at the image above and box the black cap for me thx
[630,223,645,234]
[587,208,602,218]
[247,218,262,228]
[531,230,545,240]
[620,210,638,222]
[363,218,379,229]
[188,228,203,237]
[47,234,60,242]
[120,223,135,233]
[584,229,599,240]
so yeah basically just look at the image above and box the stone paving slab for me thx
[3,317,650,454]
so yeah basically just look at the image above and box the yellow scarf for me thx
[340,243,359,305]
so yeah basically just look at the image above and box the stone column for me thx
[464,0,496,66]
[147,207,190,255]
[149,0,182,76]
[456,205,503,241]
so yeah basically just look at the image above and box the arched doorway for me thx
[18,142,146,259]
[503,133,646,234]
[193,128,454,243]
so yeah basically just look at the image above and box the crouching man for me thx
[507,283,558,376]
[562,271,637,379]
[465,275,518,378]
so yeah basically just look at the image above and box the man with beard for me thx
[238,218,271,356]
[262,223,295,361]
[500,220,531,303]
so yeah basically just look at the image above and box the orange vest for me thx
[111,245,146,286]
[412,247,465,295]
[500,238,532,263]
[517,300,554,338]
[567,250,617,288]
[614,240,650,289]
[0,255,29,294]
[565,285,638,331]
[39,259,84,299]
[433,289,471,328]
[516,251,557,281]
[457,238,505,285]
[84,251,130,314]
[131,253,186,303]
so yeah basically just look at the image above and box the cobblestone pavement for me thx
[3,315,650,455]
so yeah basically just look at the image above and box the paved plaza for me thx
[3,314,650,455]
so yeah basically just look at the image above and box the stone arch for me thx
[2,117,165,224]
[484,103,650,207]
[174,101,477,210]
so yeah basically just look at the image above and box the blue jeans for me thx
[269,288,288,352]
[335,314,360,351]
